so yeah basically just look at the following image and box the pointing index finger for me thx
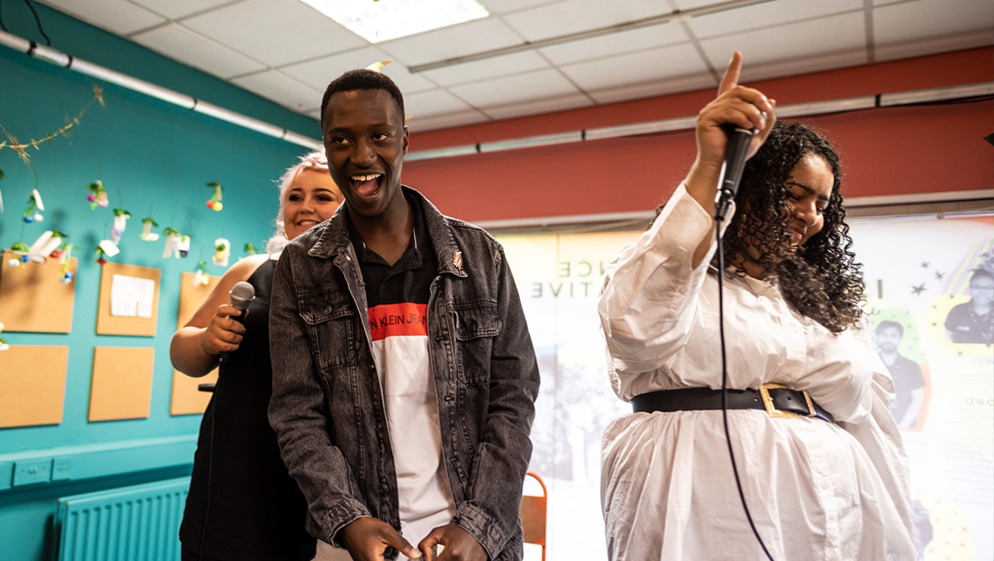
[718,51,743,95]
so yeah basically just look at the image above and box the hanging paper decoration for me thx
[94,239,119,265]
[0,322,8,351]
[87,180,109,209]
[192,260,210,287]
[243,242,258,256]
[366,60,392,72]
[7,241,30,267]
[111,209,131,244]
[23,189,44,223]
[162,228,181,259]
[213,237,230,266]
[206,182,223,211]
[27,230,65,262]
[161,228,191,258]
[59,242,77,284]
[0,84,105,166]
[140,216,160,241]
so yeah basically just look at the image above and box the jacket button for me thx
[444,394,454,403]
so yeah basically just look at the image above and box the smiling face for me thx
[322,88,409,224]
[282,168,342,240]
[784,153,834,247]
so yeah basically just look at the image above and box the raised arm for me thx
[599,52,777,375]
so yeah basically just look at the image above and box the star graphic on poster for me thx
[935,271,945,280]
[921,261,930,268]
[911,284,926,295]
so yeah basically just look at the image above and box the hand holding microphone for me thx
[200,281,256,357]
[687,52,776,221]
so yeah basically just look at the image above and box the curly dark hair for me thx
[714,121,865,333]
[320,69,405,129]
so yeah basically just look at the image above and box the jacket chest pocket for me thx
[452,301,501,384]
[298,290,359,370]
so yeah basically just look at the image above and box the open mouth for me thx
[350,173,383,198]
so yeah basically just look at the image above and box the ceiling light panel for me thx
[299,0,489,43]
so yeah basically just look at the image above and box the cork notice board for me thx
[170,271,221,415]
[0,249,77,333]
[96,262,161,336]
[0,345,69,428]
[88,347,155,422]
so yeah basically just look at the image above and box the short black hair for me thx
[876,320,904,336]
[320,69,405,128]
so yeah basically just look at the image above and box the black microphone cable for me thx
[712,122,776,560]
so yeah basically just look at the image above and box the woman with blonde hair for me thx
[171,151,342,561]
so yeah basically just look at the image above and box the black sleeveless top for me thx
[180,258,315,560]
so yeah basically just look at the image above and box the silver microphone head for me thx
[229,281,256,311]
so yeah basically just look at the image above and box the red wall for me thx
[403,48,993,223]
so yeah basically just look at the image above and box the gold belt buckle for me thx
[759,383,815,419]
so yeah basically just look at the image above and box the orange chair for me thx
[520,471,548,561]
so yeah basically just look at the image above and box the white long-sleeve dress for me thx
[598,184,916,561]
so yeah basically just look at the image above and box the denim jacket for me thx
[268,187,540,560]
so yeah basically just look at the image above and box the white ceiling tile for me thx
[377,18,526,66]
[670,0,736,9]
[699,12,867,70]
[479,0,567,15]
[588,73,717,104]
[131,23,266,78]
[419,51,550,87]
[231,70,323,112]
[874,29,993,62]
[874,0,994,46]
[686,0,864,39]
[503,0,670,42]
[737,50,869,83]
[405,89,474,118]
[481,92,593,120]
[279,50,436,96]
[538,21,689,66]
[561,43,708,92]
[448,68,581,108]
[408,109,491,132]
[36,0,165,35]
[180,0,367,67]
[304,108,322,120]
[128,0,239,20]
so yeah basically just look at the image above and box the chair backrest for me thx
[520,471,548,560]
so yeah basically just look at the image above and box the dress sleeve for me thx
[598,184,728,376]
[837,326,915,556]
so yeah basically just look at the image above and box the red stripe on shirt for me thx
[368,303,428,341]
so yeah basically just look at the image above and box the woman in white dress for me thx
[598,53,916,560]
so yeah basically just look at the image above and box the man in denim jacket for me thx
[268,69,540,561]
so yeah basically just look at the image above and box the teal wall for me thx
[0,4,322,559]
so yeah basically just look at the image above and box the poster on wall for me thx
[496,214,993,561]
[851,216,993,561]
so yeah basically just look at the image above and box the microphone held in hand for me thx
[713,124,757,222]
[218,281,255,378]
[228,281,255,322]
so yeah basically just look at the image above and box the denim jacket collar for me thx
[308,186,468,279]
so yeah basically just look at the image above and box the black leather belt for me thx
[632,385,835,423]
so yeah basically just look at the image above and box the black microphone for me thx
[200,281,256,392]
[713,124,757,222]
